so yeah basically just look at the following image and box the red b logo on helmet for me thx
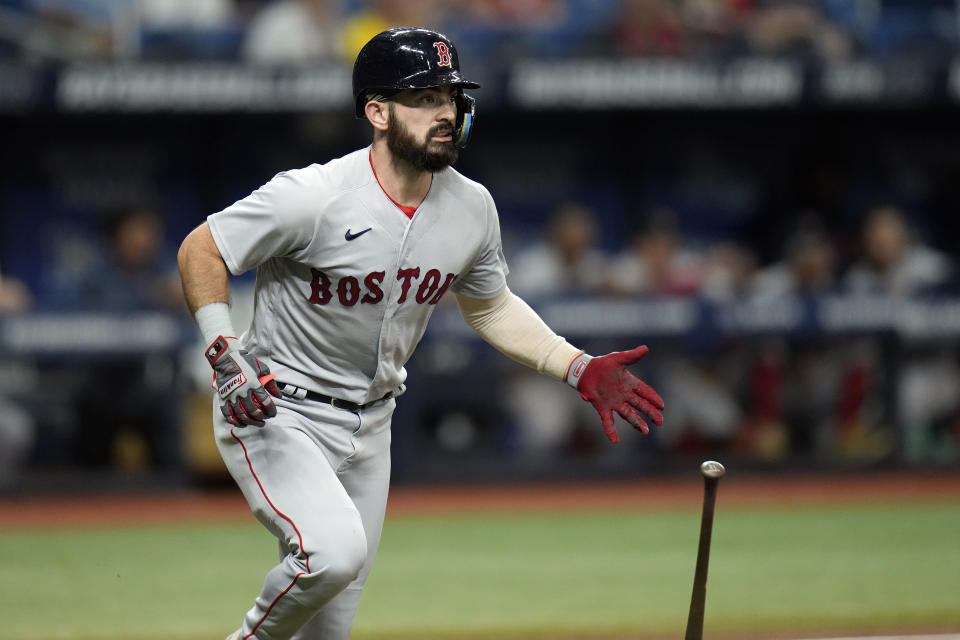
[433,42,452,67]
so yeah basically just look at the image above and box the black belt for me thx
[277,382,392,411]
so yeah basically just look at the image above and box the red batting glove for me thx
[567,346,664,443]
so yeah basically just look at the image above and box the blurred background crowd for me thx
[1,0,960,492]
[0,0,957,64]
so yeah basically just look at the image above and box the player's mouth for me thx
[430,126,453,142]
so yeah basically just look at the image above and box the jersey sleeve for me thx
[451,186,510,299]
[207,169,319,275]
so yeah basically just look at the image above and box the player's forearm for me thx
[177,222,231,315]
[456,289,581,380]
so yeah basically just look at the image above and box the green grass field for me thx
[1,500,958,639]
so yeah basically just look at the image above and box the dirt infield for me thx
[1,469,958,529]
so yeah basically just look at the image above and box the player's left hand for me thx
[206,336,282,427]
[571,346,664,443]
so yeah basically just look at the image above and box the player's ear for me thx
[365,100,389,132]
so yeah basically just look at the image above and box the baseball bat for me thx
[684,460,726,640]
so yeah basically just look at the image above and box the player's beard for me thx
[386,104,459,172]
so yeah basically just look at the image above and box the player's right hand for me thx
[571,346,664,443]
[205,336,281,427]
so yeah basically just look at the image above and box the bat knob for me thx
[700,460,726,479]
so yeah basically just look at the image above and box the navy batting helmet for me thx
[353,27,480,148]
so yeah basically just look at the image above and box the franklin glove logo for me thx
[219,370,247,398]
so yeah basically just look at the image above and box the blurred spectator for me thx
[608,207,703,296]
[7,0,237,61]
[748,218,837,300]
[4,0,957,63]
[681,0,751,57]
[843,203,958,462]
[452,0,608,59]
[243,0,343,65]
[844,203,953,296]
[606,208,745,456]
[17,0,116,61]
[699,240,757,302]
[136,0,233,30]
[463,0,567,28]
[0,271,36,490]
[655,348,747,455]
[74,203,183,311]
[899,343,960,463]
[457,0,571,43]
[66,203,185,470]
[135,0,238,60]
[505,202,612,454]
[612,0,688,57]
[0,271,32,312]
[744,0,853,60]
[341,0,441,61]
[865,0,958,57]
[741,219,842,459]
[509,202,610,298]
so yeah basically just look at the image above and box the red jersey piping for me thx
[369,149,418,219]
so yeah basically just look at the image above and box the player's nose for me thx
[438,95,456,121]
[437,107,455,125]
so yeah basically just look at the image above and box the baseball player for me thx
[177,27,664,640]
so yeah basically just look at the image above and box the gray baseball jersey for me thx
[207,146,508,403]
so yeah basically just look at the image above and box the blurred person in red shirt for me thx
[613,0,688,56]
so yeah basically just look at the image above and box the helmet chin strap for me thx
[454,92,476,148]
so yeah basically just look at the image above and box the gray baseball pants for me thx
[214,392,394,640]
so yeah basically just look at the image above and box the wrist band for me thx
[194,302,237,348]
[565,353,593,390]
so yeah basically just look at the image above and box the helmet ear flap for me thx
[454,92,476,148]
